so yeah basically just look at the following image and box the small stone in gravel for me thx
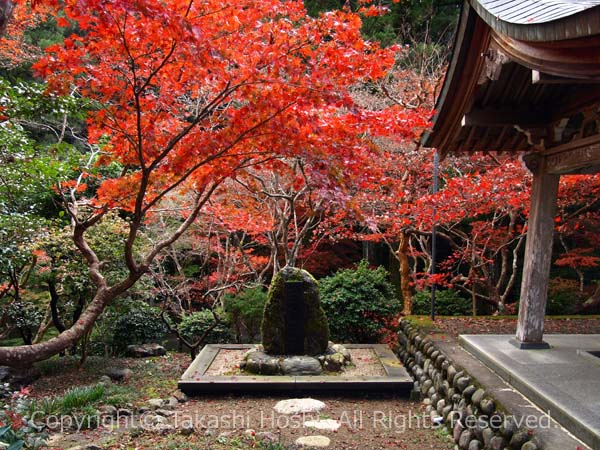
[500,416,518,439]
[458,430,472,449]
[106,368,133,382]
[281,356,323,376]
[179,424,194,436]
[149,415,168,425]
[126,343,167,358]
[148,398,165,409]
[480,398,495,416]
[455,376,470,393]
[153,423,174,435]
[304,419,341,431]
[468,440,482,450]
[168,396,179,407]
[172,389,188,403]
[155,409,175,417]
[471,388,485,407]
[274,398,326,415]
[256,431,278,442]
[295,435,331,448]
[489,435,506,450]
[462,385,477,400]
[482,427,494,446]
[509,430,530,449]
[453,421,465,443]
[98,405,118,417]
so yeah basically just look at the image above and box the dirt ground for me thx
[52,394,455,450]
[30,351,456,449]
[28,315,600,449]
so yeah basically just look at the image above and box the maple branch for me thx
[141,99,296,216]
[121,83,239,274]
[562,198,600,223]
[501,233,525,303]
[145,81,237,174]
[139,183,220,271]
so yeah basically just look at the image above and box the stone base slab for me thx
[179,344,412,395]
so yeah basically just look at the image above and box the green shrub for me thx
[178,309,232,345]
[319,260,400,343]
[223,286,267,343]
[546,278,584,315]
[7,300,43,345]
[109,301,167,354]
[413,289,470,316]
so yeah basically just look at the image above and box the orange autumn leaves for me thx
[31,0,429,213]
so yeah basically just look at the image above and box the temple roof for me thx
[421,0,600,157]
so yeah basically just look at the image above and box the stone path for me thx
[273,398,327,415]
[295,435,331,448]
[275,398,343,447]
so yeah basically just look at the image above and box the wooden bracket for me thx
[478,49,511,84]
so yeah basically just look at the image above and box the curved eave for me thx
[421,2,491,151]
[472,0,600,41]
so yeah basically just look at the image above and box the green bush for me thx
[413,289,470,316]
[178,309,232,345]
[546,278,584,315]
[320,260,400,343]
[7,300,43,345]
[223,286,267,343]
[109,302,167,353]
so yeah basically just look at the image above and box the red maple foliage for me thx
[0,0,429,364]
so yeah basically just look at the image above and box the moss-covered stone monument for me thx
[240,266,350,376]
[261,266,329,355]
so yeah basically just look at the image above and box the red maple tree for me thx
[0,0,428,364]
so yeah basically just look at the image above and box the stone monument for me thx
[261,266,329,355]
[241,266,351,376]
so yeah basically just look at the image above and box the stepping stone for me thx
[274,398,326,415]
[304,419,341,431]
[295,435,331,448]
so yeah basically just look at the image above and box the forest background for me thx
[0,0,598,364]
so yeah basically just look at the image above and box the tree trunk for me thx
[581,284,600,313]
[48,281,66,333]
[0,0,14,35]
[0,289,113,366]
[470,271,477,317]
[33,304,53,344]
[399,232,413,315]
[71,295,86,354]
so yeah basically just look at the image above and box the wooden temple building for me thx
[422,0,600,348]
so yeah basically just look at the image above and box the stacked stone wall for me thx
[398,319,540,450]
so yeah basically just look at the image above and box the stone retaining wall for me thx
[397,319,540,450]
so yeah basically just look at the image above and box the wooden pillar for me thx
[513,156,559,348]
